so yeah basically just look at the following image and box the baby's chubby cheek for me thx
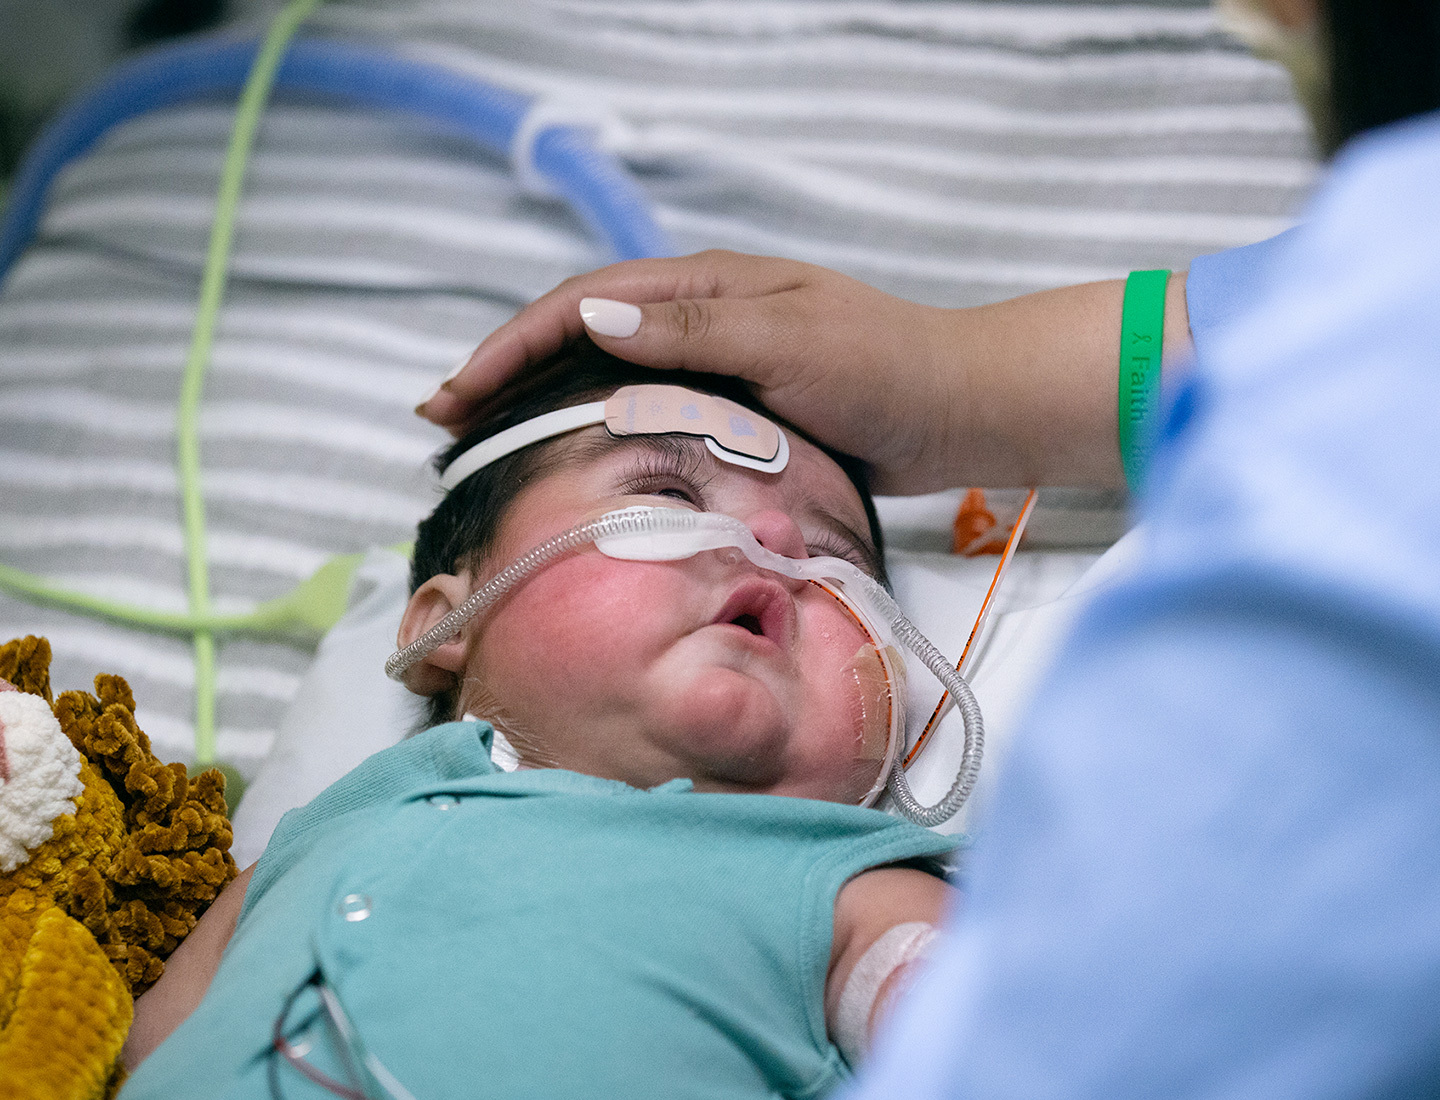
[471,553,710,723]
[481,553,662,658]
[471,553,793,774]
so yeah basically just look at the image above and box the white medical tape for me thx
[510,96,628,197]
[464,713,523,772]
[488,727,522,772]
[834,921,938,1068]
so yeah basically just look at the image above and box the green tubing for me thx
[0,0,326,768]
[177,0,322,763]
[0,551,366,640]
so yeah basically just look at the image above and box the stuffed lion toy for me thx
[0,635,237,1099]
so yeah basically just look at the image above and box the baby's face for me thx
[449,428,889,803]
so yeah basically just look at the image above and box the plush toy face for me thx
[0,675,133,1100]
[0,679,86,873]
[0,636,239,999]
[0,637,240,1098]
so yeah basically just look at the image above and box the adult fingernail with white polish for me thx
[418,354,472,408]
[579,297,642,338]
[442,354,472,384]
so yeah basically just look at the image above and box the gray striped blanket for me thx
[0,0,1316,777]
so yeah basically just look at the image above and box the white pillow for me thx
[230,548,420,868]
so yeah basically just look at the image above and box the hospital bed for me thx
[0,0,1314,857]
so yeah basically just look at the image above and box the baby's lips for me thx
[711,577,798,651]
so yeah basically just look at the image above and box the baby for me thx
[120,341,958,1099]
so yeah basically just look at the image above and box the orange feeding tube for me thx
[903,489,1038,769]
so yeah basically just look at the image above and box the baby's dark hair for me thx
[410,338,886,729]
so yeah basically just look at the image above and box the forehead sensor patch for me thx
[439,383,789,491]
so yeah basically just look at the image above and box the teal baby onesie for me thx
[123,722,955,1100]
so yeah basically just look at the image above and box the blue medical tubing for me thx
[0,35,675,287]
[0,31,673,775]
[533,126,677,267]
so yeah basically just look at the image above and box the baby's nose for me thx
[746,509,809,560]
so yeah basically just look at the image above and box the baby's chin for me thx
[688,749,885,805]
[650,668,798,787]
[652,670,881,803]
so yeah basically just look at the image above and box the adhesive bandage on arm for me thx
[833,921,939,1067]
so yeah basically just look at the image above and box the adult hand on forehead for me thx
[422,252,948,494]
[418,250,1166,494]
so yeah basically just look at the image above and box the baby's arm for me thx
[827,866,956,1066]
[121,862,255,1071]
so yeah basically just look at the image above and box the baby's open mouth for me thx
[731,613,763,635]
[712,579,797,650]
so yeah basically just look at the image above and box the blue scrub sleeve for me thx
[1184,228,1296,353]
[845,111,1440,1099]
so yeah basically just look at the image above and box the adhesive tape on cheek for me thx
[848,645,891,766]
[604,384,789,472]
[846,644,896,807]
[857,643,905,807]
[814,579,904,808]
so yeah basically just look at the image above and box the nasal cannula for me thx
[388,504,1016,827]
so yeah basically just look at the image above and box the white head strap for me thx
[440,383,790,491]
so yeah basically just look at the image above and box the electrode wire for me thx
[902,488,1038,769]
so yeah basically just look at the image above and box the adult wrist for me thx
[1118,270,1171,491]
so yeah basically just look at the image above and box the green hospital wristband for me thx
[1118,269,1170,492]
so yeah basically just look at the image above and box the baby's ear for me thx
[397,574,473,697]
